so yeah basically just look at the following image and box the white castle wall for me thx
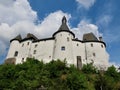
[31,40,54,63]
[53,31,74,65]
[85,42,109,69]
[72,41,86,66]
[6,40,20,59]
[6,17,109,69]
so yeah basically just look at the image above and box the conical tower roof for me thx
[10,34,22,42]
[58,16,70,31]
[53,16,75,38]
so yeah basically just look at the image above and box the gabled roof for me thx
[10,34,22,42]
[83,32,98,41]
[24,33,38,40]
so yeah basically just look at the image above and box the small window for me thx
[27,42,29,45]
[14,51,18,57]
[67,37,69,41]
[77,44,79,46]
[61,46,65,51]
[22,43,24,47]
[33,50,36,54]
[35,44,38,48]
[101,44,104,48]
[93,53,96,57]
[49,56,51,58]
[22,58,24,63]
[91,43,93,47]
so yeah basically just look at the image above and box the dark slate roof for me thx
[53,16,75,38]
[83,32,98,41]
[22,33,38,41]
[10,34,22,42]
[58,16,70,31]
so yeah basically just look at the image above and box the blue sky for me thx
[0,0,120,66]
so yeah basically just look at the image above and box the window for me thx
[67,37,69,41]
[33,50,36,54]
[49,56,51,58]
[93,53,96,57]
[101,44,103,48]
[22,43,24,47]
[35,44,38,48]
[91,43,93,47]
[22,58,24,63]
[77,43,79,46]
[27,42,29,45]
[61,46,65,51]
[14,51,18,57]
[60,34,62,36]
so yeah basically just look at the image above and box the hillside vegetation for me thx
[0,58,120,90]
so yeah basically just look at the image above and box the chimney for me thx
[99,36,103,41]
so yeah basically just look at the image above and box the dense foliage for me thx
[0,58,120,90]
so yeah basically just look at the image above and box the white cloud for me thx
[0,0,37,25]
[34,11,71,38]
[0,0,70,62]
[72,20,101,39]
[76,0,96,9]
[97,15,112,27]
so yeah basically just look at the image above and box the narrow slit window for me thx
[27,42,29,45]
[93,53,96,57]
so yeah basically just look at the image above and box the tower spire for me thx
[62,16,67,24]
[58,16,69,31]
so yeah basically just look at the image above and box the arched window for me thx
[14,51,18,57]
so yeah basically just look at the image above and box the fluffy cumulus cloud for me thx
[0,0,71,62]
[0,0,101,63]
[76,0,96,9]
[72,20,101,39]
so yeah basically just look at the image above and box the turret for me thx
[6,35,22,64]
[53,16,74,64]
[83,33,109,69]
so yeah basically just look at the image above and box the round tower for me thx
[52,16,75,65]
[6,35,21,64]
[83,33,109,69]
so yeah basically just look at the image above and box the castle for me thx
[5,16,109,69]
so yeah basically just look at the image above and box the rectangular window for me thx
[91,43,93,47]
[61,46,65,51]
[22,43,24,47]
[93,53,96,57]
[67,37,69,41]
[33,50,36,54]
[35,44,38,48]
[14,51,18,57]
[27,42,29,45]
